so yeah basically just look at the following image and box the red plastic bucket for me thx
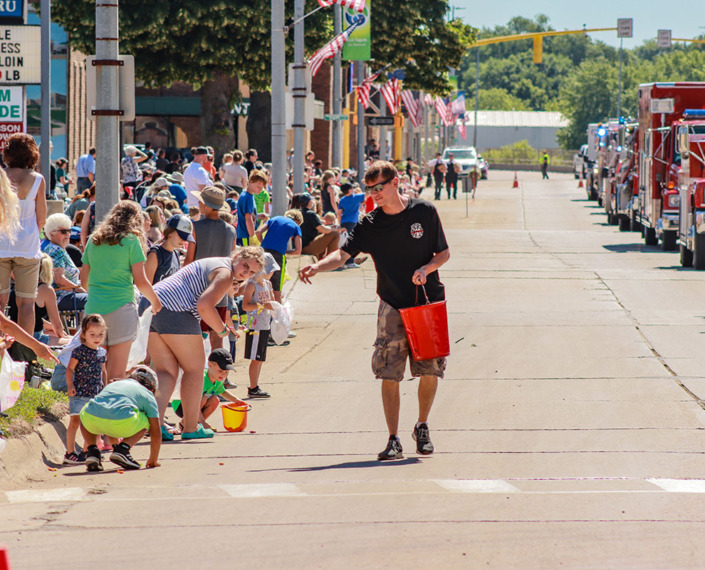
[398,287,450,361]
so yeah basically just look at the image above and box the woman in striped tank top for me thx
[148,246,264,440]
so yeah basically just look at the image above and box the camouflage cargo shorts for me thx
[371,300,446,382]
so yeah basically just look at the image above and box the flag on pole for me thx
[423,93,434,106]
[308,19,362,78]
[401,90,421,128]
[355,69,382,109]
[318,0,366,12]
[458,114,467,140]
[435,96,454,127]
[380,78,401,115]
[445,101,455,127]
[451,93,466,115]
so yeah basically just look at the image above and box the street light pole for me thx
[473,47,479,148]
[356,62,365,183]
[331,4,342,168]
[95,0,120,222]
[40,0,50,193]
[617,37,623,119]
[293,0,306,195]
[270,0,287,216]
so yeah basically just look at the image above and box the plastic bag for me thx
[0,352,27,412]
[269,301,291,345]
[127,310,153,369]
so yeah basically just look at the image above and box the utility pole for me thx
[270,0,286,216]
[473,47,479,147]
[40,0,50,194]
[356,62,365,183]
[293,0,306,195]
[379,97,386,161]
[331,4,342,168]
[617,37,623,119]
[95,0,120,222]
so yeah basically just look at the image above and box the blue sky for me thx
[452,0,705,49]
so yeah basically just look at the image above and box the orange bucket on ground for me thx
[221,403,252,432]
[398,286,450,361]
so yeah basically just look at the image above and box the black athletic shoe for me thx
[248,386,271,398]
[85,445,103,472]
[412,423,434,455]
[110,443,141,470]
[377,436,403,461]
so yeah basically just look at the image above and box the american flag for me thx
[435,96,454,127]
[308,19,362,78]
[355,68,382,109]
[458,116,467,140]
[401,90,422,128]
[380,78,401,115]
[318,0,366,12]
[423,93,434,106]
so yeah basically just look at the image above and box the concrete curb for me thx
[0,417,69,488]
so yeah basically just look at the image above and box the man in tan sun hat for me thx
[184,186,237,349]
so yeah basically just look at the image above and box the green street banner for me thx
[342,0,370,61]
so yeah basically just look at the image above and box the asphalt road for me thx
[3,171,705,569]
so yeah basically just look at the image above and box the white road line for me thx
[220,483,306,498]
[5,488,87,504]
[647,479,705,493]
[434,479,521,493]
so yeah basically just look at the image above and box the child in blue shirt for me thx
[80,366,162,472]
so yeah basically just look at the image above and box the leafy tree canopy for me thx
[48,0,331,91]
[369,0,475,95]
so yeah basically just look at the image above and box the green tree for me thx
[474,88,529,111]
[557,59,617,149]
[49,0,475,154]
[49,0,332,157]
[370,0,475,94]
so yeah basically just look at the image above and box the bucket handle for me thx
[224,403,252,413]
[415,285,431,306]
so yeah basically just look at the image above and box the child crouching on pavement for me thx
[171,348,246,430]
[79,366,162,471]
[242,252,279,399]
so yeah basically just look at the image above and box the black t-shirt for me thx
[300,208,322,248]
[342,198,448,309]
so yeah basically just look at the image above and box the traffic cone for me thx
[0,545,11,570]
[578,177,584,188]
[512,172,519,188]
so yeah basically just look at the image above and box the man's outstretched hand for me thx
[299,264,318,284]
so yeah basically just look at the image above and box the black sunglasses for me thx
[365,177,395,193]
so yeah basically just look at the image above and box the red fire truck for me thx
[676,111,705,268]
[637,83,705,250]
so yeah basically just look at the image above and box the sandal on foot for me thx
[160,425,174,441]
[181,425,214,440]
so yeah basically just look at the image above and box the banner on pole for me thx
[342,0,370,61]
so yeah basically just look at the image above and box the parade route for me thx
[4,171,705,568]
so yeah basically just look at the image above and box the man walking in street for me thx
[75,148,96,194]
[428,153,446,201]
[299,161,450,460]
[540,152,550,180]
[445,152,459,200]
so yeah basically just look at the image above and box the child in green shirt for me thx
[171,348,245,430]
